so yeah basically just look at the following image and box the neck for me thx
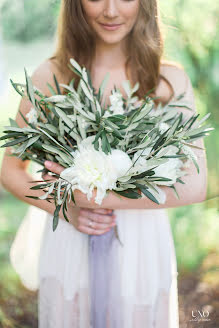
[93,38,128,70]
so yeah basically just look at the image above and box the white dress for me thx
[9,66,197,328]
[10,206,179,328]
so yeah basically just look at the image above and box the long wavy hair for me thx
[50,0,182,104]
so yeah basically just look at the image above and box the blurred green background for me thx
[0,0,218,327]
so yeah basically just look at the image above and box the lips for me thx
[99,23,123,31]
[101,24,121,26]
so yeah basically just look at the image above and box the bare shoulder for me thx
[30,58,67,94]
[159,63,192,100]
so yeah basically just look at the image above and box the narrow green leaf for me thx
[80,80,94,102]
[53,73,61,94]
[99,72,110,99]
[140,188,160,204]
[55,107,74,129]
[47,82,57,95]
[114,189,141,199]
[69,58,82,73]
[53,205,62,231]
[1,136,29,148]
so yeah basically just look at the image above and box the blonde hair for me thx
[50,0,182,103]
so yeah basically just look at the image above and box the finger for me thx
[44,160,64,175]
[91,208,114,215]
[42,173,56,181]
[79,216,115,230]
[78,224,111,236]
[80,209,116,224]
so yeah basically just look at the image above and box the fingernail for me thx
[44,160,52,168]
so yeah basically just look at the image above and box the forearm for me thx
[1,164,69,222]
[75,180,206,210]
[100,181,206,210]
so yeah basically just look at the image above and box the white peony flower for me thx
[60,137,132,204]
[131,145,184,186]
[107,90,124,115]
[153,157,184,186]
[26,107,38,124]
[109,149,132,177]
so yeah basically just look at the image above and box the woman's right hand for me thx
[67,206,116,235]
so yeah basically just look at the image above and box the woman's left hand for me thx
[42,160,113,209]
[42,160,65,181]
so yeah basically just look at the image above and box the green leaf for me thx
[10,79,25,97]
[55,107,74,129]
[95,111,101,124]
[3,126,39,133]
[53,73,61,94]
[99,72,110,99]
[101,131,111,154]
[77,115,86,139]
[30,183,51,190]
[1,136,29,148]
[133,169,155,179]
[24,68,36,108]
[191,156,200,174]
[25,195,40,200]
[44,124,59,134]
[114,189,141,199]
[0,132,23,141]
[185,125,213,137]
[42,144,73,165]
[140,187,160,204]
[46,82,57,96]
[80,80,94,102]
[122,80,132,98]
[26,135,41,148]
[176,178,185,184]
[59,118,65,137]
[69,58,82,73]
[38,127,72,155]
[169,185,180,199]
[18,109,31,126]
[9,118,19,128]
[53,205,62,231]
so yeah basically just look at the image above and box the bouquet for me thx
[1,58,212,233]
[1,58,213,326]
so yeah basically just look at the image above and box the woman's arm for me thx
[0,59,75,221]
[74,67,208,209]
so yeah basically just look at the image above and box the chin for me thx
[96,32,127,45]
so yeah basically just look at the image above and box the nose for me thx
[103,0,119,18]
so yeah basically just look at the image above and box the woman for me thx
[1,0,207,327]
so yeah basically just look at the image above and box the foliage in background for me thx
[161,0,219,200]
[0,0,60,42]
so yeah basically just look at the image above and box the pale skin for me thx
[0,0,207,235]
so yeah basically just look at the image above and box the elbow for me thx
[196,188,207,204]
[194,174,208,204]
[0,166,9,191]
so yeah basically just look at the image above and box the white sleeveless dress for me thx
[10,205,179,328]
[9,66,196,328]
